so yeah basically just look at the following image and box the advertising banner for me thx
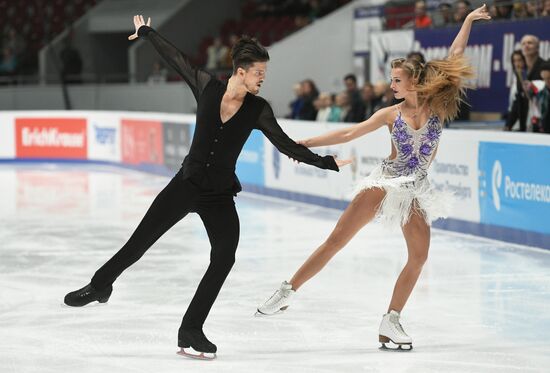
[429,131,480,222]
[237,129,265,187]
[162,122,192,172]
[369,29,415,84]
[120,119,164,165]
[0,114,15,158]
[15,118,87,159]
[479,142,550,235]
[88,114,120,162]
[414,19,550,113]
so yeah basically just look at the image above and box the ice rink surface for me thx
[1,163,549,373]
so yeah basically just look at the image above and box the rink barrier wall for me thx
[1,111,549,250]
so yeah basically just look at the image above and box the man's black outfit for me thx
[64,26,338,354]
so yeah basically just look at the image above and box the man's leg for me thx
[180,198,240,330]
[91,175,200,289]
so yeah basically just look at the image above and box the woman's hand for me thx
[128,15,151,41]
[466,4,491,22]
[334,156,352,168]
[296,139,310,147]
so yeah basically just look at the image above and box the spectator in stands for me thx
[147,61,168,84]
[326,93,343,122]
[307,0,322,21]
[315,92,332,121]
[60,34,83,84]
[533,62,550,133]
[526,0,541,17]
[454,0,471,23]
[3,28,25,57]
[361,82,377,120]
[505,50,529,131]
[521,34,545,81]
[512,2,528,18]
[0,47,17,75]
[206,37,228,70]
[223,34,239,68]
[288,82,304,119]
[336,91,351,122]
[435,2,453,26]
[542,0,550,15]
[343,73,366,122]
[373,82,394,111]
[298,79,319,120]
[493,0,513,19]
[407,51,426,64]
[414,0,433,28]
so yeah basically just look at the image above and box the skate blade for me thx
[177,347,216,360]
[254,306,288,317]
[379,342,413,352]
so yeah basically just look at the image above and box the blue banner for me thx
[414,19,550,113]
[478,142,550,235]
[236,129,265,186]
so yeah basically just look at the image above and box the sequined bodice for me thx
[383,111,442,179]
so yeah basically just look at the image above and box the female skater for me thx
[257,5,490,350]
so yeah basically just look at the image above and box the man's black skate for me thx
[64,283,112,307]
[177,328,217,360]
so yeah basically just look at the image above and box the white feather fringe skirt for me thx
[352,163,454,230]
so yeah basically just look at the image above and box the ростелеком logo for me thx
[492,160,502,211]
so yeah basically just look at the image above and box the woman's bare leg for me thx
[289,187,386,290]
[387,207,430,312]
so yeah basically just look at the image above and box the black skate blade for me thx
[379,342,413,352]
[60,301,109,308]
[177,347,216,360]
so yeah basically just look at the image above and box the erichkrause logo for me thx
[16,118,87,159]
[491,160,502,211]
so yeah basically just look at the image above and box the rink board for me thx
[0,110,548,249]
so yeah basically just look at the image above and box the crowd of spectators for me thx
[287,74,399,123]
[505,34,549,133]
[289,42,548,134]
[199,0,351,71]
[400,0,550,29]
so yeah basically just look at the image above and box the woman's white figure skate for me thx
[378,310,413,351]
[256,281,295,316]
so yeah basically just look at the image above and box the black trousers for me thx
[91,170,240,330]
[506,96,528,132]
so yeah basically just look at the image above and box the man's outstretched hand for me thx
[128,15,151,41]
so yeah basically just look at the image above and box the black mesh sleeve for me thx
[256,102,339,171]
[138,26,212,101]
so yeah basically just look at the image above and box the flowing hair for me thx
[391,54,475,123]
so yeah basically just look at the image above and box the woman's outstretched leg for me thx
[289,187,386,290]
[257,187,385,315]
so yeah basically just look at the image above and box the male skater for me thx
[64,15,349,360]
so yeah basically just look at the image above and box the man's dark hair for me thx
[231,35,270,73]
[344,74,357,83]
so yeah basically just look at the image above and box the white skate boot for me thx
[256,281,295,316]
[378,310,413,351]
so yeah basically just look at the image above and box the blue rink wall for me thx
[1,111,549,250]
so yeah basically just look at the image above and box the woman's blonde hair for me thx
[391,55,475,123]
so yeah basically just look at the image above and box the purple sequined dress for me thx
[354,111,453,228]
